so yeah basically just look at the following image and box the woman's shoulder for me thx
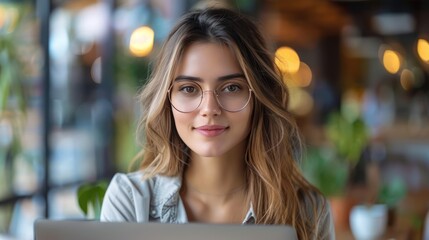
[109,171,181,195]
[108,171,149,194]
[101,171,182,222]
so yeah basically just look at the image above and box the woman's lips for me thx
[194,125,227,137]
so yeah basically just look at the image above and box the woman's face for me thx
[171,42,253,158]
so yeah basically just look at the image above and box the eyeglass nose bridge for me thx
[201,89,219,97]
[200,89,221,107]
[197,88,253,112]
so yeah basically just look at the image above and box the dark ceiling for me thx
[260,0,429,47]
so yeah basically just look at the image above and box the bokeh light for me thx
[275,46,300,74]
[91,57,102,84]
[417,38,429,62]
[295,62,312,87]
[284,62,312,87]
[288,87,314,116]
[382,49,401,74]
[400,69,415,91]
[129,26,154,57]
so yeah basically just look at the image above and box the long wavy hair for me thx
[135,8,329,239]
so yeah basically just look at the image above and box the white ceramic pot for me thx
[349,204,388,240]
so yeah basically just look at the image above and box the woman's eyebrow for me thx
[217,73,245,81]
[174,73,245,82]
[174,76,202,82]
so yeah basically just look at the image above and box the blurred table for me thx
[336,228,409,240]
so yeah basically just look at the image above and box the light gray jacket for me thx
[100,171,335,239]
[100,171,256,224]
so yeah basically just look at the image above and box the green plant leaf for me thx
[77,185,91,215]
[377,178,406,207]
[77,181,108,219]
[303,147,348,197]
[0,70,11,111]
[0,50,10,111]
[326,111,368,166]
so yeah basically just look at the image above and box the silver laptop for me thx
[34,219,298,240]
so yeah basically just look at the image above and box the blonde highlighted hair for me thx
[135,8,330,239]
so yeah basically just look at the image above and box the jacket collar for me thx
[151,174,182,206]
[149,174,256,224]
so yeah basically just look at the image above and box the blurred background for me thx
[0,0,428,239]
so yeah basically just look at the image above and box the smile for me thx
[194,125,228,137]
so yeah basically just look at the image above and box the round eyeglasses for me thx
[168,80,252,113]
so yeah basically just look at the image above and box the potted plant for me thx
[303,103,370,230]
[349,178,406,239]
[349,203,388,240]
[303,147,349,197]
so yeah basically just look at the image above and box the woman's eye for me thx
[223,84,240,92]
[180,86,196,93]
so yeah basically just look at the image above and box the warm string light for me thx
[382,49,401,74]
[417,38,429,63]
[290,62,312,87]
[274,47,313,116]
[377,40,429,92]
[129,26,154,57]
[275,46,300,74]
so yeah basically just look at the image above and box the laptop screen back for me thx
[34,220,298,240]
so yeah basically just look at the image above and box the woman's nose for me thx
[199,90,221,116]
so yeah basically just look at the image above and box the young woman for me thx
[101,7,334,239]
